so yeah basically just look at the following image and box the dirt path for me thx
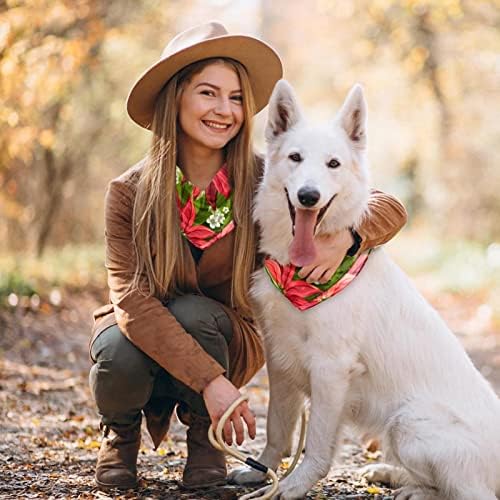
[1,290,499,499]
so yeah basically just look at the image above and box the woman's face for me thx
[178,62,244,153]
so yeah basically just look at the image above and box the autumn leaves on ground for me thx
[2,1,500,498]
[1,242,500,499]
[0,286,391,500]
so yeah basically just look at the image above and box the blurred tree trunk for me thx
[414,8,453,158]
[258,0,291,78]
[400,154,422,221]
[0,1,108,255]
[362,1,458,222]
[35,149,73,257]
[31,48,104,257]
[259,0,278,50]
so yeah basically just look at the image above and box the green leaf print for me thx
[216,192,227,206]
[316,254,356,291]
[293,254,356,292]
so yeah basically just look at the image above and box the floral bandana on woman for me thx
[264,251,370,311]
[176,164,235,249]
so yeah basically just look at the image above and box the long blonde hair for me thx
[132,58,257,317]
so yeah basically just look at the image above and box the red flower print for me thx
[212,165,232,199]
[205,183,217,208]
[192,185,201,199]
[175,162,235,250]
[189,220,235,250]
[184,225,216,248]
[178,196,196,231]
[263,252,370,311]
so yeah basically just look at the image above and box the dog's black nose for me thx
[297,187,320,207]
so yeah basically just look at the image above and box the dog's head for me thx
[264,79,370,267]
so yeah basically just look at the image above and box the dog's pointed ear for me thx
[265,79,303,142]
[338,84,367,148]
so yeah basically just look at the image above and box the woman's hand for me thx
[297,228,354,284]
[202,374,256,446]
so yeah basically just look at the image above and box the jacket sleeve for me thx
[355,189,408,253]
[104,178,225,393]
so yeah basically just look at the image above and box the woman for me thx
[89,21,407,491]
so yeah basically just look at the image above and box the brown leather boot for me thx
[95,421,141,490]
[180,409,227,489]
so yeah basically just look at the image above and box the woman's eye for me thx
[231,95,243,103]
[288,153,302,162]
[328,158,341,169]
[200,90,215,96]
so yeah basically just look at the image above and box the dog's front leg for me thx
[229,361,305,485]
[274,358,353,499]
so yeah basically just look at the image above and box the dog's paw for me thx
[394,486,441,500]
[271,478,309,499]
[358,463,395,485]
[228,466,267,486]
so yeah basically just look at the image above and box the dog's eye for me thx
[288,153,302,162]
[328,158,341,169]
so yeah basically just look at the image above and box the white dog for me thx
[230,80,500,499]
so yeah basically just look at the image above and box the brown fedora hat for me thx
[126,21,283,129]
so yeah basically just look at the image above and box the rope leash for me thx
[208,395,307,500]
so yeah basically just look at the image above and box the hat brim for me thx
[126,35,283,130]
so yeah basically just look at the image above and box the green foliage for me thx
[392,234,500,293]
[1,0,500,257]
[385,230,500,334]
[0,244,106,302]
[0,269,37,299]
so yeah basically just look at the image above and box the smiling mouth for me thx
[202,120,232,130]
[285,188,336,235]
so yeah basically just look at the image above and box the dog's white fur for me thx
[230,80,500,499]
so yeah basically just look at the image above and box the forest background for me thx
[1,0,499,323]
[1,1,500,497]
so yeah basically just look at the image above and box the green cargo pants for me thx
[89,294,233,427]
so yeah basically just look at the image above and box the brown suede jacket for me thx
[90,159,407,447]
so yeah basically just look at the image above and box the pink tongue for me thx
[289,209,319,267]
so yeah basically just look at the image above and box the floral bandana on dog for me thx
[176,164,235,249]
[264,251,370,311]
